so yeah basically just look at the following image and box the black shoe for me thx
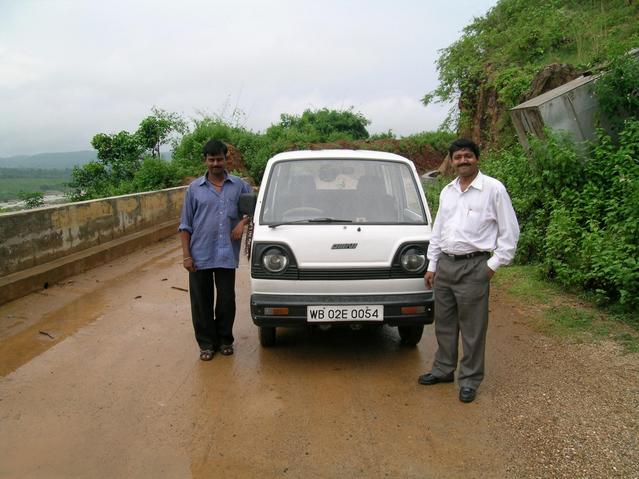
[459,387,476,403]
[417,372,454,386]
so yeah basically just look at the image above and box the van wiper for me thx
[308,217,352,223]
[269,217,353,228]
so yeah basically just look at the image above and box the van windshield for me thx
[260,159,428,225]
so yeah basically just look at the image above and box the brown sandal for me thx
[199,349,214,361]
[220,345,234,356]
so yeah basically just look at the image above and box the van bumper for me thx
[251,292,434,327]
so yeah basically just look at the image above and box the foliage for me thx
[130,156,181,191]
[18,191,44,209]
[424,0,639,131]
[268,108,370,143]
[136,107,188,158]
[594,52,639,134]
[400,130,456,155]
[172,108,371,183]
[67,161,112,201]
[171,116,267,180]
[369,130,396,140]
[69,109,187,200]
[482,120,639,312]
[422,175,449,215]
[91,130,144,183]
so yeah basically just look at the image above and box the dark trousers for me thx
[189,268,236,351]
[430,255,490,390]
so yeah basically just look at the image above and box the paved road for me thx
[1,236,637,478]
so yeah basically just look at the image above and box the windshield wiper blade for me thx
[268,217,353,228]
[308,217,352,223]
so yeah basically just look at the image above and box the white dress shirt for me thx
[427,171,520,273]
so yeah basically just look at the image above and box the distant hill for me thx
[0,150,98,169]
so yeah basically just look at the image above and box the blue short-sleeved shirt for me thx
[178,172,252,269]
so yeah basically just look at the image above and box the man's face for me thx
[203,153,226,175]
[451,148,479,178]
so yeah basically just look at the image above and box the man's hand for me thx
[231,222,245,241]
[424,271,435,289]
[486,266,495,280]
[183,258,196,272]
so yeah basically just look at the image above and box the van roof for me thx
[269,149,411,164]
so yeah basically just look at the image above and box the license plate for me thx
[307,305,383,322]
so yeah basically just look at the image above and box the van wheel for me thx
[259,326,276,347]
[398,325,424,346]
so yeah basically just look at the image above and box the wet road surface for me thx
[3,236,636,478]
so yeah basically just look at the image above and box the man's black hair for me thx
[449,138,480,159]
[202,139,228,158]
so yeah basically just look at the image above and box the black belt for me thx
[442,251,490,261]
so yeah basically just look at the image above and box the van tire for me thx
[259,326,276,347]
[398,325,424,346]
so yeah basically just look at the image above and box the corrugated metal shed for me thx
[510,74,602,150]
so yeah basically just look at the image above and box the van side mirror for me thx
[239,193,257,217]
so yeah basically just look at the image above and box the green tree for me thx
[67,161,112,201]
[70,109,188,200]
[91,130,144,183]
[136,107,187,158]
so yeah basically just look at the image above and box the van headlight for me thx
[400,246,426,273]
[262,247,289,273]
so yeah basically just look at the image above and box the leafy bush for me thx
[483,120,639,311]
[269,108,370,143]
[400,130,456,155]
[130,156,181,191]
[594,52,639,135]
[19,191,44,209]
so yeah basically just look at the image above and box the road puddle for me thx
[0,291,107,376]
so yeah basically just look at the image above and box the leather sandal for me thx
[220,345,234,356]
[199,349,214,361]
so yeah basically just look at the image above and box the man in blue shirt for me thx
[178,140,252,361]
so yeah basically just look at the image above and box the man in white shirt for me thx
[418,138,520,403]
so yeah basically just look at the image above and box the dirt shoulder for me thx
[484,279,639,478]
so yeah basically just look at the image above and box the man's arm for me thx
[486,186,520,272]
[178,188,196,272]
[179,230,196,272]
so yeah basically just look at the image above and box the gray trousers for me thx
[430,254,490,390]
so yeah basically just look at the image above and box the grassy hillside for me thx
[424,0,639,145]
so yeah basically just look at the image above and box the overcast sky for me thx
[0,0,497,157]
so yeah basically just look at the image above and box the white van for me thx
[239,150,434,347]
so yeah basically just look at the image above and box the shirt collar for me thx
[449,170,484,192]
[198,171,237,186]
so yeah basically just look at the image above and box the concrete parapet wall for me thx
[0,187,187,304]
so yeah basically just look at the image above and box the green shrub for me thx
[483,120,639,311]
[594,53,639,135]
[19,191,44,209]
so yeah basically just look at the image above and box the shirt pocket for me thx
[226,199,239,219]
